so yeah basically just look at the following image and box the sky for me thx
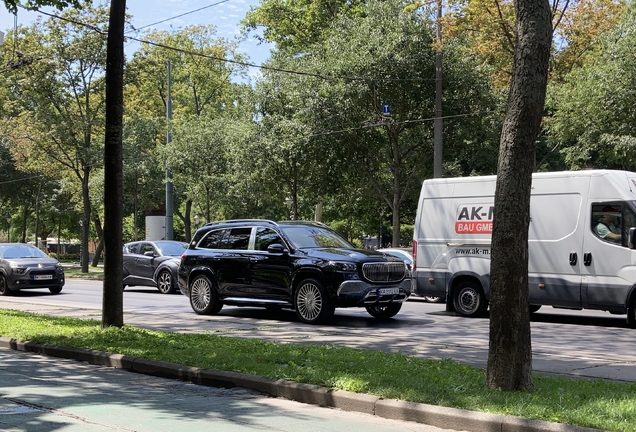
[0,0,273,78]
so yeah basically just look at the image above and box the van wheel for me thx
[294,278,334,324]
[49,286,63,294]
[189,275,223,315]
[627,298,636,329]
[453,281,487,318]
[365,304,402,319]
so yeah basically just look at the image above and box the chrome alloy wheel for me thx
[157,270,174,294]
[296,281,323,322]
[190,276,212,312]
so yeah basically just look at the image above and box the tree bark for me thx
[487,0,553,391]
[102,0,126,328]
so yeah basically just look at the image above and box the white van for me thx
[411,170,636,326]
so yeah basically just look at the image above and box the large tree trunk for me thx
[102,0,126,328]
[486,0,553,391]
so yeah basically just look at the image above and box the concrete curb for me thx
[0,336,602,432]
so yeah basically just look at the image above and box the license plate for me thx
[34,275,53,280]
[378,288,400,296]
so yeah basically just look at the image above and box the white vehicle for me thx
[412,170,636,326]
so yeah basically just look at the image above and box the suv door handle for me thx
[569,252,577,266]
[583,252,592,266]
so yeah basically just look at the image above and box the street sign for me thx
[382,104,390,116]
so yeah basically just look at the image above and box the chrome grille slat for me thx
[361,262,405,282]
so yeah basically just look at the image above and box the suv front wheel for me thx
[294,278,334,324]
[189,274,223,315]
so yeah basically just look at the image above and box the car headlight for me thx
[10,263,27,275]
[327,261,357,272]
[55,264,64,273]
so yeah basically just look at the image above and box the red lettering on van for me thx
[455,221,493,234]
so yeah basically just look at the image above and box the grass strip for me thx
[1,308,634,431]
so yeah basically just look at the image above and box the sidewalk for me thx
[0,336,601,432]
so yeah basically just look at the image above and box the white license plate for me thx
[34,275,53,280]
[378,288,400,296]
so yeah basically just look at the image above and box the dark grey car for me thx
[0,243,65,295]
[123,240,187,294]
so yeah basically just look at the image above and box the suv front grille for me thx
[362,262,405,282]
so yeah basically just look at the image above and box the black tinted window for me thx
[140,243,156,255]
[255,228,283,251]
[220,227,252,250]
[123,243,138,254]
[198,229,226,249]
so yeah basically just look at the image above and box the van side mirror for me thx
[629,228,636,249]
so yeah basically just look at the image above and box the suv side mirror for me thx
[629,227,636,249]
[267,244,289,254]
[144,251,156,257]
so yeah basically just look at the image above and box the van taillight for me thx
[412,240,417,271]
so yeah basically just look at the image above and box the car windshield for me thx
[155,241,188,256]
[0,245,49,259]
[280,225,353,249]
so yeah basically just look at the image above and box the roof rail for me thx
[203,219,278,227]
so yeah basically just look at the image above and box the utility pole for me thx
[433,0,443,178]
[165,59,174,240]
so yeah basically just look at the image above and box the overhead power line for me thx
[30,8,437,83]
[128,0,231,33]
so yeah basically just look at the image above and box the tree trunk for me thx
[102,0,126,328]
[486,0,553,391]
[91,216,104,266]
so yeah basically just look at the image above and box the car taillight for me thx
[412,240,417,272]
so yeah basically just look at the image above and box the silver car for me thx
[0,243,65,295]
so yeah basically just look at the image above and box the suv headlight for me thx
[327,261,357,272]
[10,263,27,275]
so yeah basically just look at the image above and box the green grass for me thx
[63,265,104,279]
[1,308,634,431]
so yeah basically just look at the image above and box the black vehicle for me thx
[123,240,188,294]
[178,219,410,324]
[0,243,65,295]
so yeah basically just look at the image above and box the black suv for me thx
[178,219,410,324]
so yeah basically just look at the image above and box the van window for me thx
[591,203,636,246]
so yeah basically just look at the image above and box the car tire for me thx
[453,280,488,318]
[49,286,63,294]
[189,274,223,315]
[627,297,636,329]
[365,303,402,319]
[424,296,443,303]
[529,304,541,314]
[0,275,12,296]
[157,269,176,294]
[294,278,334,324]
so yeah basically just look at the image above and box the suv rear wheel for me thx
[294,278,334,324]
[189,274,223,315]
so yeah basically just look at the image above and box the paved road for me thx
[2,279,636,383]
[0,348,458,432]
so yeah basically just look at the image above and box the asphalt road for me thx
[2,279,636,382]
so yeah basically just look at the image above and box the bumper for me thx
[7,274,65,291]
[336,279,411,307]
